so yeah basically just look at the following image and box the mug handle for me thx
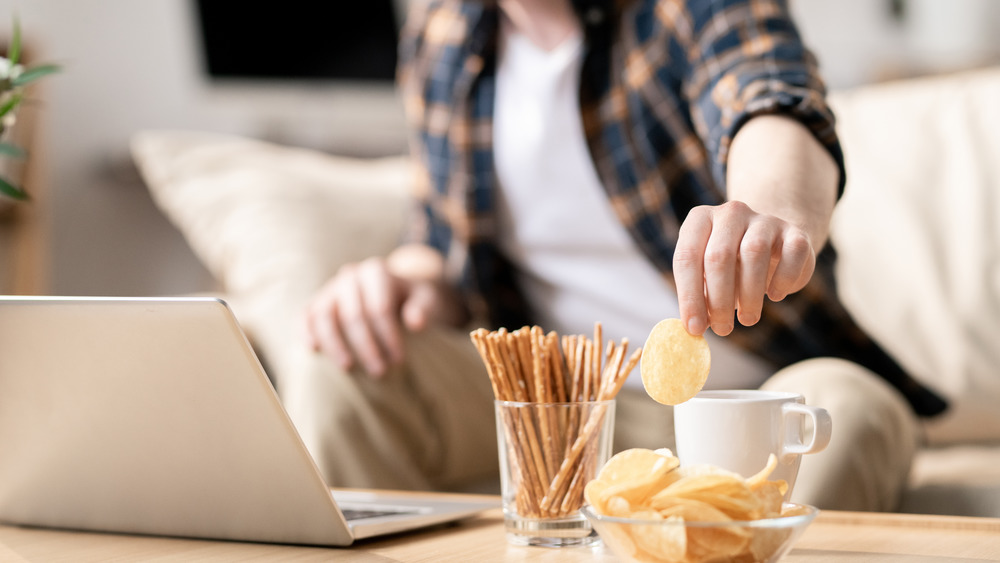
[782,403,832,458]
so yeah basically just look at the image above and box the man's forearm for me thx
[725,115,840,250]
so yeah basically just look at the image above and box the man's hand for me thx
[674,201,816,337]
[675,115,839,337]
[304,246,464,378]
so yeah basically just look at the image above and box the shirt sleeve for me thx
[671,0,846,195]
[396,0,474,261]
[396,0,443,251]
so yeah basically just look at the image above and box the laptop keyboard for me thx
[340,507,421,521]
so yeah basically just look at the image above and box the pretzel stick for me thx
[515,329,536,401]
[600,340,626,400]
[580,340,593,403]
[483,331,514,399]
[560,431,600,514]
[591,332,603,400]
[594,322,603,384]
[560,337,581,462]
[602,340,616,395]
[571,336,584,401]
[495,334,549,510]
[548,332,567,403]
[470,329,498,386]
[506,330,532,401]
[529,327,556,481]
[561,335,574,382]
[610,349,642,399]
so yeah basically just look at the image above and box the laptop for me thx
[0,296,496,546]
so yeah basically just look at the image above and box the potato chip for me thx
[745,453,779,489]
[594,448,681,484]
[750,480,786,519]
[653,497,730,522]
[585,448,680,512]
[676,463,744,481]
[652,499,750,562]
[605,495,634,517]
[639,318,710,405]
[583,478,613,513]
[629,514,686,562]
[595,519,640,559]
[746,526,794,562]
[687,524,752,560]
[653,474,757,520]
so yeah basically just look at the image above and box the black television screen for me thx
[193,0,401,83]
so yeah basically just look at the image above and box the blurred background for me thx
[0,0,998,298]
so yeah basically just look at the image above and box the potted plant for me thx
[0,17,59,201]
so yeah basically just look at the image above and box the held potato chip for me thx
[639,318,710,405]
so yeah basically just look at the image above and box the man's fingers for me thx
[736,220,779,327]
[357,259,405,366]
[674,207,712,336]
[305,281,354,371]
[703,208,747,337]
[401,282,438,332]
[767,228,815,301]
[337,274,390,377]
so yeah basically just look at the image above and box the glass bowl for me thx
[581,503,818,563]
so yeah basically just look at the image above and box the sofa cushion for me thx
[902,443,1000,517]
[130,130,411,391]
[828,66,1000,445]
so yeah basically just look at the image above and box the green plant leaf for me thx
[0,141,25,158]
[0,174,28,201]
[13,64,60,87]
[8,17,21,67]
[0,91,21,118]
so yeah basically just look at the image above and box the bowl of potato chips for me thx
[582,502,816,563]
[582,448,818,562]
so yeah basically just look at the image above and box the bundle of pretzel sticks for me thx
[470,323,641,519]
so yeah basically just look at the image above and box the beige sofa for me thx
[131,66,1000,517]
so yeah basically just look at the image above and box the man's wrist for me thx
[386,244,447,283]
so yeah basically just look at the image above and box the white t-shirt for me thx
[492,21,774,389]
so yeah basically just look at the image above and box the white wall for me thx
[792,0,1000,88]
[0,0,998,297]
[1,0,408,296]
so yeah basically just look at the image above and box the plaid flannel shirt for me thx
[397,0,946,416]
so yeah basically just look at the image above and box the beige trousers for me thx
[762,358,920,511]
[279,326,499,492]
[282,325,918,511]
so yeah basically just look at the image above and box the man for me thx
[304,0,945,510]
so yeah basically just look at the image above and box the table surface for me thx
[2,493,999,562]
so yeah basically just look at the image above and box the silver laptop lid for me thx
[0,296,353,545]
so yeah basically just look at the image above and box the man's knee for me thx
[763,357,916,432]
[762,358,919,511]
[278,351,439,489]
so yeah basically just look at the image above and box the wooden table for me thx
[2,504,999,562]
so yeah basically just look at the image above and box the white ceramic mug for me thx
[672,390,832,496]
